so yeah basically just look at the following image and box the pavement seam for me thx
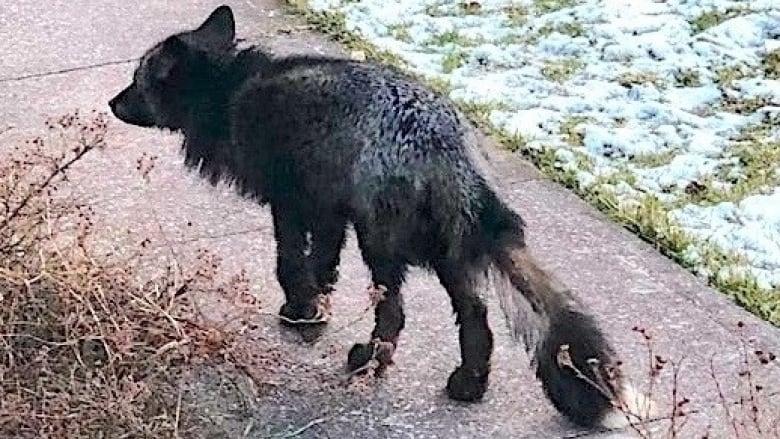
[0,57,141,83]
[0,29,322,85]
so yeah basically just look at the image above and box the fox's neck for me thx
[186,48,269,137]
[180,76,233,186]
[181,48,271,187]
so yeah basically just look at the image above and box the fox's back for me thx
[230,56,485,237]
[234,57,467,160]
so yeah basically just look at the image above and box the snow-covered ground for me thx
[308,0,780,290]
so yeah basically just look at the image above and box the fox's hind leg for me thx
[434,259,494,402]
[347,223,407,375]
[272,205,328,338]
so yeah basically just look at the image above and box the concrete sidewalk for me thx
[1,1,779,437]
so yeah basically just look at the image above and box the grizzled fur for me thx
[109,6,634,429]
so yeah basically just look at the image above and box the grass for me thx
[442,50,469,73]
[559,115,591,146]
[618,71,664,88]
[541,57,584,82]
[514,20,587,44]
[286,5,406,67]
[534,0,578,14]
[684,123,780,206]
[598,191,690,262]
[456,100,511,129]
[720,95,772,114]
[426,76,454,96]
[281,0,780,328]
[690,7,750,33]
[388,24,412,43]
[499,32,526,45]
[575,178,779,326]
[630,150,677,168]
[459,1,483,15]
[505,2,586,42]
[674,68,702,87]
[425,30,481,47]
[537,20,586,38]
[714,64,754,87]
[764,48,780,79]
[504,4,529,26]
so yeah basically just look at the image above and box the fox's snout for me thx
[109,84,156,128]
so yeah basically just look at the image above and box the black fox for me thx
[109,5,651,429]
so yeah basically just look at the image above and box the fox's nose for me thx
[108,87,129,114]
[108,92,123,113]
[108,90,129,119]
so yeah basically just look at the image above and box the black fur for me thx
[109,5,627,428]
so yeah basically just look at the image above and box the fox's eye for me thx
[151,58,178,86]
[152,70,174,86]
[152,73,172,86]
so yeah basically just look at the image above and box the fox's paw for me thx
[446,366,489,402]
[347,339,396,376]
[278,294,331,342]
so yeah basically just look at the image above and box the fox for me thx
[108,5,652,429]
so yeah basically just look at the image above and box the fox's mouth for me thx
[108,85,156,128]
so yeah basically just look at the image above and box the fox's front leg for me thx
[271,205,329,340]
[309,217,348,295]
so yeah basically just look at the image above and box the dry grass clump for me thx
[0,111,260,438]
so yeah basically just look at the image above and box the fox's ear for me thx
[194,5,235,47]
[162,35,188,57]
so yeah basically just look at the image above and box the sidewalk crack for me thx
[0,57,139,83]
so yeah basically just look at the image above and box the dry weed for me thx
[0,111,262,438]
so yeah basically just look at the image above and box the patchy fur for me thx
[109,5,649,429]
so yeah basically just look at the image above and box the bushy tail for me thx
[483,196,654,428]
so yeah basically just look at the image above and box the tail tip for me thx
[599,383,657,430]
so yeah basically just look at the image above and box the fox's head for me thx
[108,5,236,130]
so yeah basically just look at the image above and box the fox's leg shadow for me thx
[346,222,407,375]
